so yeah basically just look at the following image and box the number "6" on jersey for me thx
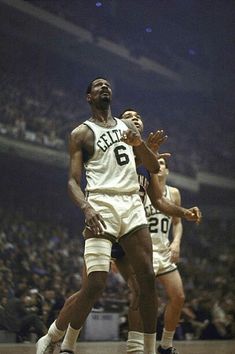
[114,145,130,166]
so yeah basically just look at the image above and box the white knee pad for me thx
[84,238,112,275]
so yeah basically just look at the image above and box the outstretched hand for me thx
[184,207,202,224]
[146,130,171,158]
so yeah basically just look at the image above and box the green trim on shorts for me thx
[157,266,178,277]
[83,227,117,243]
[121,223,149,239]
[83,223,149,243]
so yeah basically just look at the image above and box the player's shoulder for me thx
[70,123,92,140]
[168,185,181,198]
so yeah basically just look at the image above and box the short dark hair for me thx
[119,108,142,120]
[160,156,169,169]
[86,77,108,94]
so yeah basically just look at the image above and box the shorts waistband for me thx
[86,190,139,197]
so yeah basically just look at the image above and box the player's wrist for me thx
[182,208,189,218]
[134,139,144,147]
[81,201,92,211]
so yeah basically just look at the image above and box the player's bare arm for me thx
[169,187,183,263]
[68,125,106,235]
[121,119,160,173]
[148,174,201,221]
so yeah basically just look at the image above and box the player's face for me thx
[121,110,144,133]
[158,158,168,178]
[87,79,112,106]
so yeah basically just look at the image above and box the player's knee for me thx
[85,273,107,300]
[171,290,185,307]
[135,270,155,292]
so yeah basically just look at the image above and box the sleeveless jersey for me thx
[84,118,139,194]
[144,185,172,251]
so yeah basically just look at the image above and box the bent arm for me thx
[148,174,201,222]
[134,142,160,173]
[123,119,160,173]
[148,174,188,217]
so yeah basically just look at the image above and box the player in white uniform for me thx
[147,158,185,354]
[54,109,201,354]
[36,78,161,354]
[145,185,177,277]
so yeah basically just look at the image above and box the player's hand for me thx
[184,207,202,224]
[121,129,143,147]
[147,130,167,151]
[84,205,107,235]
[146,130,171,158]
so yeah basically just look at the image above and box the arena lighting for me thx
[96,1,103,7]
[145,27,153,33]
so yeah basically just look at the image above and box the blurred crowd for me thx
[0,207,234,342]
[0,42,233,178]
[0,0,234,344]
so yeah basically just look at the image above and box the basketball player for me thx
[55,109,201,354]
[117,109,196,354]
[36,78,163,354]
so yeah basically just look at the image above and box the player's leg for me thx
[120,227,157,354]
[115,255,144,354]
[157,270,185,354]
[57,267,87,353]
[36,238,111,354]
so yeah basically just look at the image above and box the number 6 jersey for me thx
[144,188,172,251]
[83,118,139,194]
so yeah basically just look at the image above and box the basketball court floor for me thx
[0,340,234,354]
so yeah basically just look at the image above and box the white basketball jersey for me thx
[144,185,172,251]
[84,118,139,194]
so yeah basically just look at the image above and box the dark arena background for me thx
[0,1,234,353]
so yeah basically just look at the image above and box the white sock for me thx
[160,328,175,349]
[127,331,144,352]
[144,333,156,354]
[47,320,65,342]
[61,324,81,352]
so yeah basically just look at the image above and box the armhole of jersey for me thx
[167,185,173,202]
[83,122,95,163]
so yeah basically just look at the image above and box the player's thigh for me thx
[158,270,184,299]
[120,227,153,274]
[115,255,134,282]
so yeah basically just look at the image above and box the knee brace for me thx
[84,238,112,275]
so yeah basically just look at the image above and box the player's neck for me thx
[158,178,166,193]
[90,109,116,128]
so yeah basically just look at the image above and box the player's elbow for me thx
[68,177,76,196]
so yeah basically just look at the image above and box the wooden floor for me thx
[0,340,234,354]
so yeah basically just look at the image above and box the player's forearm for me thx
[68,178,90,211]
[134,142,160,173]
[156,197,188,218]
[172,223,183,245]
